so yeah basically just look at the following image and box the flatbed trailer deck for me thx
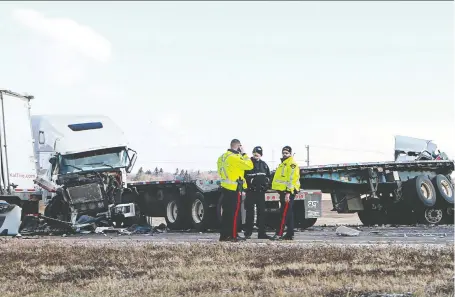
[299,159,454,225]
[126,178,323,231]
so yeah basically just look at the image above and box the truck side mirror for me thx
[49,156,57,166]
[126,148,137,173]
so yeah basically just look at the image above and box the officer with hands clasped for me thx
[243,146,272,240]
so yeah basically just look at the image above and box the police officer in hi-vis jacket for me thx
[270,145,300,240]
[217,139,254,242]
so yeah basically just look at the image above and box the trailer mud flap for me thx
[305,192,322,218]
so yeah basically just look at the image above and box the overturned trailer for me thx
[300,136,454,225]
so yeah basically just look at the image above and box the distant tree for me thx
[145,169,152,175]
[154,167,159,175]
[135,167,144,180]
[159,168,163,174]
[180,169,185,176]
[175,168,179,175]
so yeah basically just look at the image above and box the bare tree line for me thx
[128,167,220,181]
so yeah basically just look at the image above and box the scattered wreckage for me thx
[0,200,22,236]
[22,164,156,235]
[1,89,453,240]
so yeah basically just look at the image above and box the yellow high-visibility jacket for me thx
[272,156,300,193]
[217,150,254,191]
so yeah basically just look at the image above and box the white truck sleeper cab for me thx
[31,115,137,225]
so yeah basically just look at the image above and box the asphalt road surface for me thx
[20,225,454,246]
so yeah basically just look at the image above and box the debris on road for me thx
[0,200,22,236]
[336,226,361,237]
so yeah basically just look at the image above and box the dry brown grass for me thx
[0,239,453,297]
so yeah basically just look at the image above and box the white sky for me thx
[0,1,453,172]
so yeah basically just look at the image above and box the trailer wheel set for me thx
[354,174,454,226]
[129,182,321,232]
[301,156,455,226]
[403,174,454,225]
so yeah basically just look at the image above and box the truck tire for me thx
[415,207,444,225]
[264,212,280,230]
[190,192,209,231]
[443,207,454,224]
[164,196,186,230]
[357,209,387,226]
[386,204,415,225]
[43,194,70,222]
[294,202,317,229]
[404,175,437,208]
[432,175,454,205]
[301,218,317,229]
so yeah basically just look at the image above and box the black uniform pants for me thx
[244,191,266,236]
[276,192,295,236]
[220,188,242,239]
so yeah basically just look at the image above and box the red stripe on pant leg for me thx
[233,191,241,239]
[279,201,289,236]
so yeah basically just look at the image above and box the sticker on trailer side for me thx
[305,192,322,218]
[264,193,280,201]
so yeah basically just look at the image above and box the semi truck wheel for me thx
[415,207,444,225]
[164,196,186,230]
[301,218,317,229]
[294,202,317,229]
[190,192,209,231]
[357,209,387,226]
[432,175,454,205]
[443,207,454,224]
[264,212,280,230]
[43,194,70,222]
[404,175,437,208]
[386,204,415,225]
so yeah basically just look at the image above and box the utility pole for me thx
[305,145,310,167]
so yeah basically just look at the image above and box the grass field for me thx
[0,239,453,297]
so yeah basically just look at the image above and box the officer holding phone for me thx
[217,139,254,242]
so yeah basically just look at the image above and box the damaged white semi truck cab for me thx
[32,115,137,225]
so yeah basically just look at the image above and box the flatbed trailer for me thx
[126,178,323,232]
[300,159,454,225]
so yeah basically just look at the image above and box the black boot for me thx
[269,234,280,241]
[220,236,240,242]
[280,233,294,240]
